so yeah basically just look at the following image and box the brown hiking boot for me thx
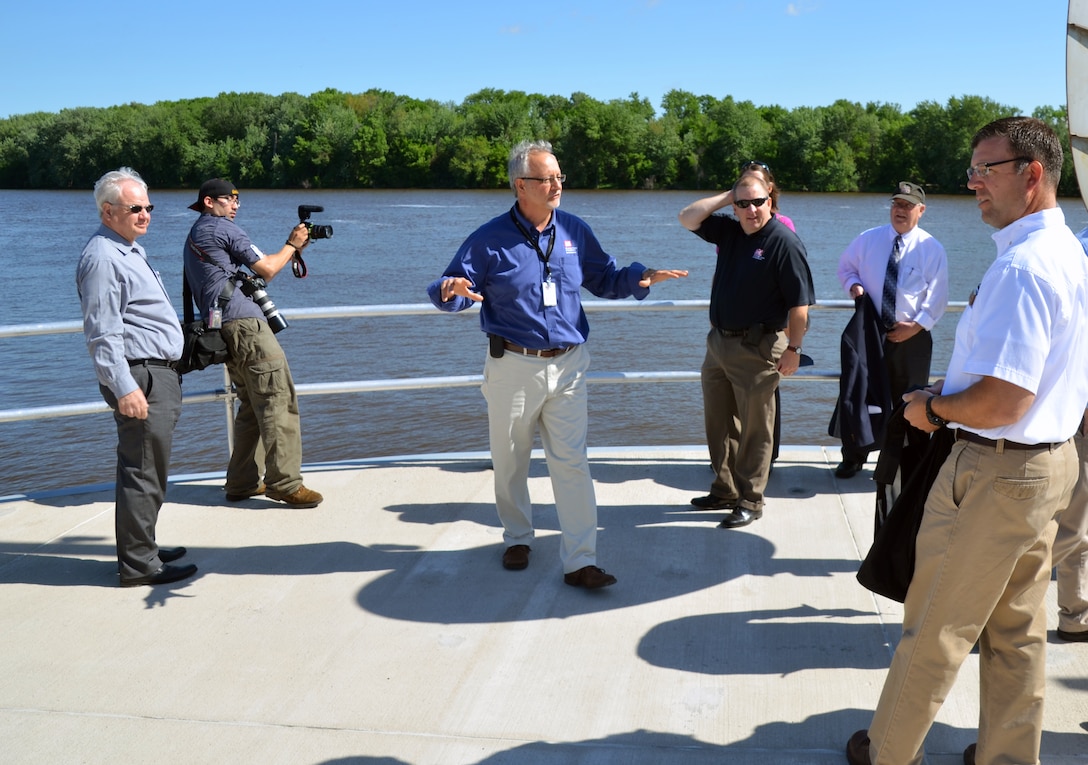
[266,485,323,508]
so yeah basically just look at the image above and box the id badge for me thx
[542,280,558,307]
[207,306,223,329]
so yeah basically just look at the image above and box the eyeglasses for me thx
[741,160,770,173]
[215,195,240,204]
[965,156,1032,180]
[520,174,566,186]
[891,199,917,210]
[113,203,154,214]
[734,197,769,209]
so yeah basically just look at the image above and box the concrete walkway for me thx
[1,447,1085,764]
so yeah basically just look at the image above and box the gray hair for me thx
[93,167,147,214]
[508,140,553,192]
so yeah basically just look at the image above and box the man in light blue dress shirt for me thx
[76,167,196,587]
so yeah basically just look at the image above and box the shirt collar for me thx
[96,223,144,256]
[512,203,554,236]
[991,207,1066,255]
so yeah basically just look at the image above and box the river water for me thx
[3,188,1086,495]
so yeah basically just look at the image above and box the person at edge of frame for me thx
[846,116,1088,765]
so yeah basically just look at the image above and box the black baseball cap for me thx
[188,178,238,211]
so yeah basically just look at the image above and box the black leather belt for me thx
[715,325,784,337]
[955,429,1060,451]
[129,358,178,369]
[503,341,573,358]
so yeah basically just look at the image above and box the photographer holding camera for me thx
[183,178,322,508]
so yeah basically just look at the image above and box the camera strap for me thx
[291,250,307,279]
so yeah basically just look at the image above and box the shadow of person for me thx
[354,496,861,624]
[638,605,890,675]
[472,729,726,765]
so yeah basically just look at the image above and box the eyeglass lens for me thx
[735,197,768,209]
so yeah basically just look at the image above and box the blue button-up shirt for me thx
[427,204,649,348]
[76,225,184,398]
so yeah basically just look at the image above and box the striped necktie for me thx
[881,234,902,328]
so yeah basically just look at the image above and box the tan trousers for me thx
[867,438,1077,765]
[1054,431,1088,634]
[700,328,784,511]
[482,344,598,574]
[221,318,304,496]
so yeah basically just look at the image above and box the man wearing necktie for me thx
[833,182,949,478]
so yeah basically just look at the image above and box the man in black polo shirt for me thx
[678,176,815,528]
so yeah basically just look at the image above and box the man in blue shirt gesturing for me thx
[428,139,686,589]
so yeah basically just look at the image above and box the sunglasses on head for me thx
[741,160,770,173]
[734,197,769,209]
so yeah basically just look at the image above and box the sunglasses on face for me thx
[734,197,769,209]
[114,204,154,214]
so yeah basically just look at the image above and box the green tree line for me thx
[0,87,1077,196]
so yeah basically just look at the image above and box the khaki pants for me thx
[483,344,598,574]
[868,438,1077,765]
[221,318,303,496]
[700,328,784,511]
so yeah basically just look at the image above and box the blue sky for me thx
[1,1,1072,119]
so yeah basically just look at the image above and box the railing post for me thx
[222,364,235,458]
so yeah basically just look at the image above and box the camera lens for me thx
[240,278,289,334]
[308,223,333,240]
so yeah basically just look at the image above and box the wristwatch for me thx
[786,345,802,354]
[925,396,949,428]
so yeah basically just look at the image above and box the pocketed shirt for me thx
[944,207,1088,444]
[184,213,267,323]
[694,215,815,331]
[837,223,949,330]
[427,204,649,349]
[76,224,184,398]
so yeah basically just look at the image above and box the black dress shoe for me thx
[963,743,976,765]
[502,545,531,570]
[718,506,762,529]
[120,563,198,587]
[1056,627,1088,642]
[690,494,738,511]
[158,546,187,563]
[835,461,864,478]
[846,729,870,765]
[563,565,617,589]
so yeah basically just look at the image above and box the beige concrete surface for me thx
[1,447,1085,764]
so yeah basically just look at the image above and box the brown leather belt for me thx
[503,341,573,358]
[955,429,1060,451]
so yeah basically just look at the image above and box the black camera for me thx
[298,204,333,241]
[238,274,289,334]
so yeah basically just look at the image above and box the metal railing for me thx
[0,300,965,448]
